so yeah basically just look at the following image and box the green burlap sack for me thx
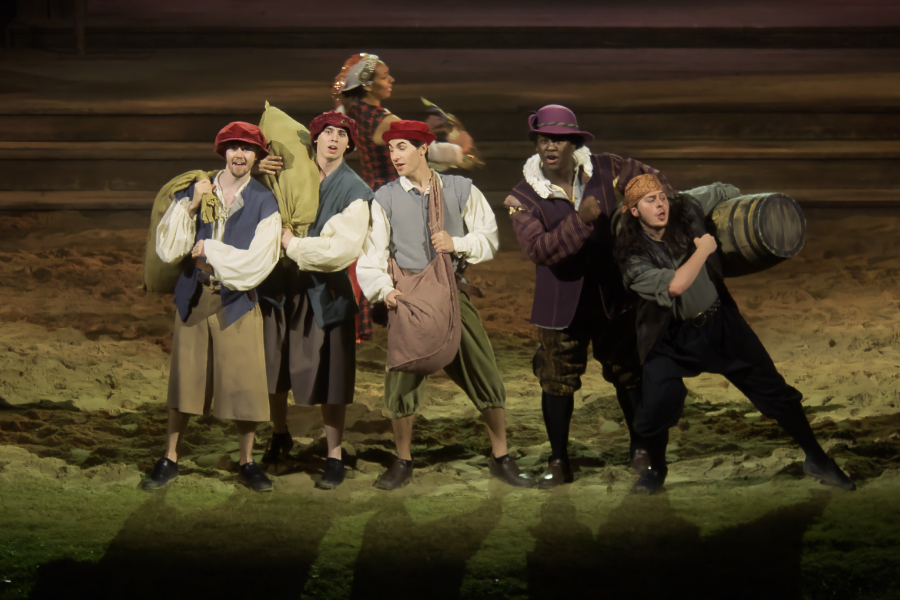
[258,101,319,238]
[141,169,217,294]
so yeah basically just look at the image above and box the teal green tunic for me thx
[303,160,374,328]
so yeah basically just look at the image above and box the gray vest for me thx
[374,173,472,272]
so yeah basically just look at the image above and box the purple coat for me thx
[509,152,672,329]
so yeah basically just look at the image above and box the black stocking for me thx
[541,392,574,462]
[645,429,670,474]
[615,385,644,456]
[775,408,828,464]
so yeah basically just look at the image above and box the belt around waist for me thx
[676,298,721,328]
[198,275,222,294]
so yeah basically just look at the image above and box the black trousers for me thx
[635,302,805,439]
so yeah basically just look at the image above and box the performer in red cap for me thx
[504,105,675,489]
[617,174,855,494]
[356,120,532,490]
[142,122,281,493]
[256,111,372,490]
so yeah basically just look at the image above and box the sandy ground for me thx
[0,208,899,599]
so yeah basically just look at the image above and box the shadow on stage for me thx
[25,488,830,600]
[349,497,503,599]
[26,488,336,600]
[526,491,831,600]
[24,490,505,600]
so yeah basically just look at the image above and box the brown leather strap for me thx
[455,277,484,298]
[194,257,214,274]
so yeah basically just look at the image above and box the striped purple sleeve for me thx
[510,209,593,266]
[611,154,675,198]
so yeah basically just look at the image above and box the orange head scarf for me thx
[623,174,665,214]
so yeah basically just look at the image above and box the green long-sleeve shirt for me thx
[624,182,741,319]
[628,238,719,319]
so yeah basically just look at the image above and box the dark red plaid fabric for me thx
[345,102,397,342]
[346,102,397,191]
[356,296,373,342]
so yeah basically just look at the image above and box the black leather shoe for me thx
[489,455,534,488]
[537,458,573,490]
[262,431,294,464]
[631,467,667,495]
[631,448,652,475]
[316,458,345,490]
[375,458,413,490]
[141,458,178,491]
[804,457,856,491]
[238,461,273,492]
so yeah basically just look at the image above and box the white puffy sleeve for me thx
[452,184,499,264]
[285,199,369,272]
[155,198,196,264]
[427,142,465,172]
[203,212,282,291]
[356,201,395,303]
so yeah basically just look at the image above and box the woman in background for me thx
[333,53,475,341]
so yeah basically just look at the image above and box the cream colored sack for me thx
[258,102,319,238]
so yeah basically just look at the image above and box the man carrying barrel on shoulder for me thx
[615,174,856,494]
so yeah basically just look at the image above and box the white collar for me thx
[213,171,251,217]
[399,171,442,193]
[523,146,593,199]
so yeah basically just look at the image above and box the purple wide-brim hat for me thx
[528,104,594,143]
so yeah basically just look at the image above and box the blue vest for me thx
[302,161,374,328]
[173,176,279,328]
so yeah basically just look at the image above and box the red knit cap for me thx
[309,111,359,153]
[382,120,437,146]
[214,122,269,159]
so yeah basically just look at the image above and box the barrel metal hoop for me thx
[726,199,740,255]
[750,197,770,262]
[738,197,765,262]
[784,199,807,256]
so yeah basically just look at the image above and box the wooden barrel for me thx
[708,193,806,277]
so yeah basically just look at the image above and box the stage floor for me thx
[0,207,898,599]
